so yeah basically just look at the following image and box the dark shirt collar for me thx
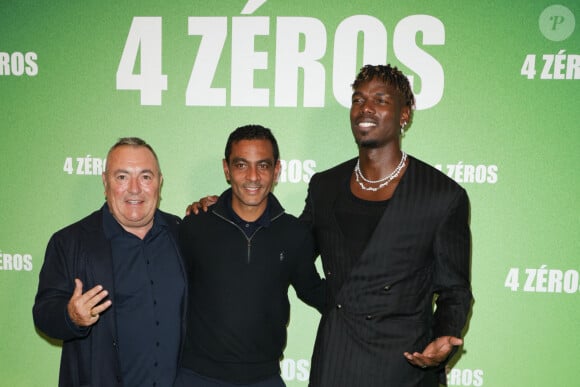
[102,202,166,240]
[223,189,272,230]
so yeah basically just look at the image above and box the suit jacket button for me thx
[365,315,374,320]
[336,304,342,309]
[383,285,391,291]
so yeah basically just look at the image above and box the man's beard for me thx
[358,139,380,148]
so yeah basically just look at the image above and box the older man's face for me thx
[102,145,162,239]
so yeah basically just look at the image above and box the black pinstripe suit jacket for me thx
[300,155,473,387]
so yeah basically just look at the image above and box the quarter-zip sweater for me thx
[179,189,325,384]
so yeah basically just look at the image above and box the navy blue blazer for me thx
[301,156,473,387]
[33,206,186,387]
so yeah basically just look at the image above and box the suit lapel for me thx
[334,157,417,300]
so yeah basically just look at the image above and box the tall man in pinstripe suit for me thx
[301,64,472,387]
[187,65,472,386]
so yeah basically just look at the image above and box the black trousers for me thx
[174,368,285,387]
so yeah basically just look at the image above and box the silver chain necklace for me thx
[354,151,407,191]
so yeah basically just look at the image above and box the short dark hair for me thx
[224,125,280,163]
[105,137,161,173]
[352,64,416,112]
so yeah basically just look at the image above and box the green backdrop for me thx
[1,1,578,386]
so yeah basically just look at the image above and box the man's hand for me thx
[185,195,218,216]
[403,336,463,369]
[67,278,112,327]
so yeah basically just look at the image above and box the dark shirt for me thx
[103,204,184,387]
[179,189,324,384]
[225,190,271,238]
[335,182,389,267]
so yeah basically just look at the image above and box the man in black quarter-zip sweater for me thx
[175,125,325,387]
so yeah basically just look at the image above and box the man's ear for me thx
[400,105,411,127]
[222,159,230,183]
[101,173,108,196]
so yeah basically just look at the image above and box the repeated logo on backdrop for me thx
[521,5,578,80]
[447,368,484,387]
[63,156,107,176]
[115,12,446,109]
[509,5,579,300]
[0,251,33,271]
[434,163,498,185]
[505,266,580,294]
[0,52,38,76]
